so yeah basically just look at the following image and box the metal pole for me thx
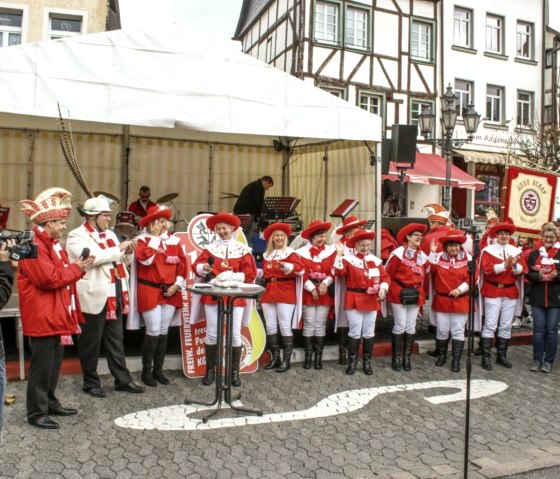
[443,136,452,211]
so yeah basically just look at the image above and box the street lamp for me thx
[418,85,481,210]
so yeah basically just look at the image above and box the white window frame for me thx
[516,21,533,60]
[314,1,340,45]
[411,19,434,63]
[43,8,87,41]
[345,6,369,50]
[486,85,504,123]
[410,99,434,136]
[516,91,533,128]
[0,3,28,47]
[359,92,383,116]
[486,14,504,54]
[455,79,473,118]
[454,7,472,48]
[319,84,347,100]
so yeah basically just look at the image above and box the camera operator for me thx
[0,239,15,443]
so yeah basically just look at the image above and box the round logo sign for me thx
[520,189,540,216]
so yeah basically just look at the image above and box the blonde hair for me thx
[265,231,288,255]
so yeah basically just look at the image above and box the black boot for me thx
[202,344,217,386]
[481,337,493,370]
[434,339,449,367]
[338,327,349,365]
[474,338,483,357]
[231,346,242,387]
[276,336,293,373]
[402,334,415,372]
[152,334,170,385]
[346,337,359,375]
[496,337,513,368]
[362,337,374,375]
[314,336,325,370]
[264,334,281,370]
[451,339,464,373]
[391,333,403,371]
[303,336,313,369]
[141,335,159,387]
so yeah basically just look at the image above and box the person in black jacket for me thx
[526,223,560,373]
[0,239,15,443]
[233,176,273,218]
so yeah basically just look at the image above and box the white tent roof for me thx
[0,27,381,144]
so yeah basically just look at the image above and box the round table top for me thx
[186,283,264,298]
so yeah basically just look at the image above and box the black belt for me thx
[395,279,421,289]
[436,292,468,297]
[137,278,173,291]
[347,287,368,294]
[486,280,516,289]
[264,277,295,284]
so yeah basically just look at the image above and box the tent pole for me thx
[122,125,130,206]
[323,145,328,221]
[375,144,382,256]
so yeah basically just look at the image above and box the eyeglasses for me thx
[542,235,557,240]
[410,233,423,238]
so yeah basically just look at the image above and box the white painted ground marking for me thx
[114,379,507,431]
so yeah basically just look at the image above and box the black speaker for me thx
[391,124,417,166]
[381,138,391,175]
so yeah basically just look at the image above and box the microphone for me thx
[204,257,216,282]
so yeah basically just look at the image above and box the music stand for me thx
[330,199,359,219]
[262,197,297,220]
[235,214,255,233]
[364,220,375,231]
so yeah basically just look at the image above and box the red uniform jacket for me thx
[429,250,473,314]
[128,199,157,218]
[296,243,335,306]
[260,249,303,304]
[385,246,429,306]
[480,243,527,299]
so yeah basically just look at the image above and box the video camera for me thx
[456,218,481,237]
[0,230,38,260]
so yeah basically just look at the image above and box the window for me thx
[345,7,368,49]
[516,21,533,59]
[265,37,273,63]
[475,174,501,218]
[0,9,22,47]
[359,93,383,116]
[486,14,504,54]
[486,85,503,123]
[516,91,533,128]
[320,85,346,99]
[545,48,554,69]
[454,7,472,48]
[455,79,473,118]
[314,1,339,44]
[411,20,433,62]
[49,14,82,40]
[410,99,434,133]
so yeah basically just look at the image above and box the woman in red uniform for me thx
[333,231,390,375]
[259,222,303,372]
[385,223,429,372]
[428,230,473,372]
[193,212,257,387]
[132,205,187,387]
[296,220,335,370]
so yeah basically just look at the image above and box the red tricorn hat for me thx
[488,222,516,238]
[263,222,292,242]
[20,187,72,224]
[438,230,467,245]
[301,220,332,240]
[206,211,241,231]
[423,203,450,223]
[139,205,172,228]
[397,223,428,244]
[347,231,376,249]
[335,216,367,235]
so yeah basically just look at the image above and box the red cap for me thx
[438,230,467,245]
[397,223,428,244]
[138,205,172,228]
[347,231,375,249]
[263,222,292,241]
[301,220,332,240]
[206,211,241,231]
[488,222,516,238]
[335,216,367,235]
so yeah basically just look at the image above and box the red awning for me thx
[383,153,485,191]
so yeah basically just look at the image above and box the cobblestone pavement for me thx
[2,345,560,479]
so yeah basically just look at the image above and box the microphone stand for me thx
[464,226,480,478]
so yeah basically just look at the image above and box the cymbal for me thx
[157,192,179,203]
[93,190,120,205]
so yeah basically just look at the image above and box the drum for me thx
[114,211,138,238]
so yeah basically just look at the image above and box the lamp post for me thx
[418,85,481,211]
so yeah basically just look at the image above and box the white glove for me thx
[217,271,245,282]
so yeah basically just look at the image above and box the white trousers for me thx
[204,304,244,347]
[482,297,517,339]
[302,305,329,337]
[346,309,377,339]
[142,304,177,336]
[391,303,419,335]
[262,302,295,337]
[436,312,467,340]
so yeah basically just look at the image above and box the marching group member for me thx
[385,223,429,372]
[296,220,336,370]
[128,205,187,387]
[479,221,527,370]
[334,231,389,375]
[428,230,472,372]
[193,212,257,387]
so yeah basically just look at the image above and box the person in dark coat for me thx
[233,176,274,218]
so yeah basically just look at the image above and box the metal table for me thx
[185,283,264,423]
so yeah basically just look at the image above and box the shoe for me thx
[529,360,541,372]
[512,318,523,329]
[115,382,145,393]
[28,416,60,430]
[83,387,107,398]
[541,361,552,373]
[522,316,533,327]
[48,406,78,416]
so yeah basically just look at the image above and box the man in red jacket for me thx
[19,188,94,430]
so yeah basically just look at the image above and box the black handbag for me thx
[400,287,419,305]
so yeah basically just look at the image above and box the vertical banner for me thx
[503,166,558,235]
[176,214,266,378]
